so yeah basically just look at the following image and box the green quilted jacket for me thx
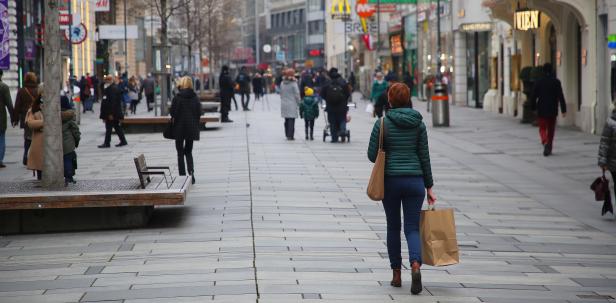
[299,96,320,120]
[367,107,433,188]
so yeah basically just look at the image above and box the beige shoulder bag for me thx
[367,117,386,201]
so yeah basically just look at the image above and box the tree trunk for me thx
[42,0,65,189]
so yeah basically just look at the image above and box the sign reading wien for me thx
[514,10,540,31]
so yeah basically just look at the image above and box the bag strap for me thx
[378,117,386,150]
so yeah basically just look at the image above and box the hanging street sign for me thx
[263,44,272,53]
[514,9,540,31]
[356,0,376,18]
[331,0,351,20]
[94,0,110,12]
[608,34,616,49]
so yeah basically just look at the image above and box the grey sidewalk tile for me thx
[0,278,95,292]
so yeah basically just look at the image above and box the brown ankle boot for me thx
[390,268,402,287]
[411,261,422,295]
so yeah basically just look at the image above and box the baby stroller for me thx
[322,102,354,143]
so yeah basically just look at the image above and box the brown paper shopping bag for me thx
[420,207,460,266]
[367,118,386,201]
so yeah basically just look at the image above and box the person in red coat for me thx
[531,63,567,156]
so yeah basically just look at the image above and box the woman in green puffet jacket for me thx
[367,83,436,296]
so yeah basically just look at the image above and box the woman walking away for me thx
[279,69,301,140]
[14,72,38,166]
[170,76,202,184]
[128,76,140,115]
[25,84,45,180]
[367,83,436,295]
[300,87,319,140]
[252,73,264,101]
[371,72,387,117]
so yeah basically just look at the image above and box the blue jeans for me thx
[382,176,425,268]
[0,130,5,164]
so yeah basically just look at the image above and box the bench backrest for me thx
[134,154,150,189]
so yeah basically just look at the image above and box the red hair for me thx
[387,83,411,108]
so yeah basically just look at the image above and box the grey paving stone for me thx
[461,283,549,291]
[571,278,616,287]
[535,265,560,274]
[0,278,95,291]
[84,266,105,275]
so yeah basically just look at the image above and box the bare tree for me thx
[41,0,64,188]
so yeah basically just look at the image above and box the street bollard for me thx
[431,82,450,127]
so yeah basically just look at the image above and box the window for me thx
[299,9,304,24]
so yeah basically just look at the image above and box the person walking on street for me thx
[98,76,128,148]
[280,69,301,140]
[140,73,156,111]
[14,72,39,166]
[236,67,251,110]
[61,97,80,186]
[219,65,234,123]
[348,72,356,92]
[300,87,319,141]
[371,72,388,117]
[367,83,436,295]
[252,73,264,101]
[375,73,399,118]
[25,84,45,179]
[170,76,202,184]
[128,76,140,115]
[598,105,616,206]
[403,71,414,97]
[320,68,350,143]
[0,70,15,168]
[531,63,567,156]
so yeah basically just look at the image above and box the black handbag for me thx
[163,119,174,139]
[590,172,609,201]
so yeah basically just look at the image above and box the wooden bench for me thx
[0,156,191,234]
[122,115,221,133]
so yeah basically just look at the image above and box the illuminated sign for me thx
[460,23,492,32]
[608,34,616,49]
[331,0,351,20]
[356,0,376,18]
[514,9,540,31]
[308,49,322,57]
[390,34,403,55]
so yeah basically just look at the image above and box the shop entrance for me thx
[466,32,490,108]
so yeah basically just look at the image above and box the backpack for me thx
[327,82,346,106]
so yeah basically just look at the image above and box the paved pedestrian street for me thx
[1,95,616,303]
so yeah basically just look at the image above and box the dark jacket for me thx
[599,112,616,171]
[320,72,350,114]
[300,96,319,121]
[100,83,124,121]
[531,75,567,118]
[235,72,251,93]
[252,77,264,94]
[170,89,202,141]
[0,80,14,132]
[219,72,235,98]
[140,77,156,95]
[367,107,433,188]
[14,83,38,129]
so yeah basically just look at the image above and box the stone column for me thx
[453,30,466,106]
